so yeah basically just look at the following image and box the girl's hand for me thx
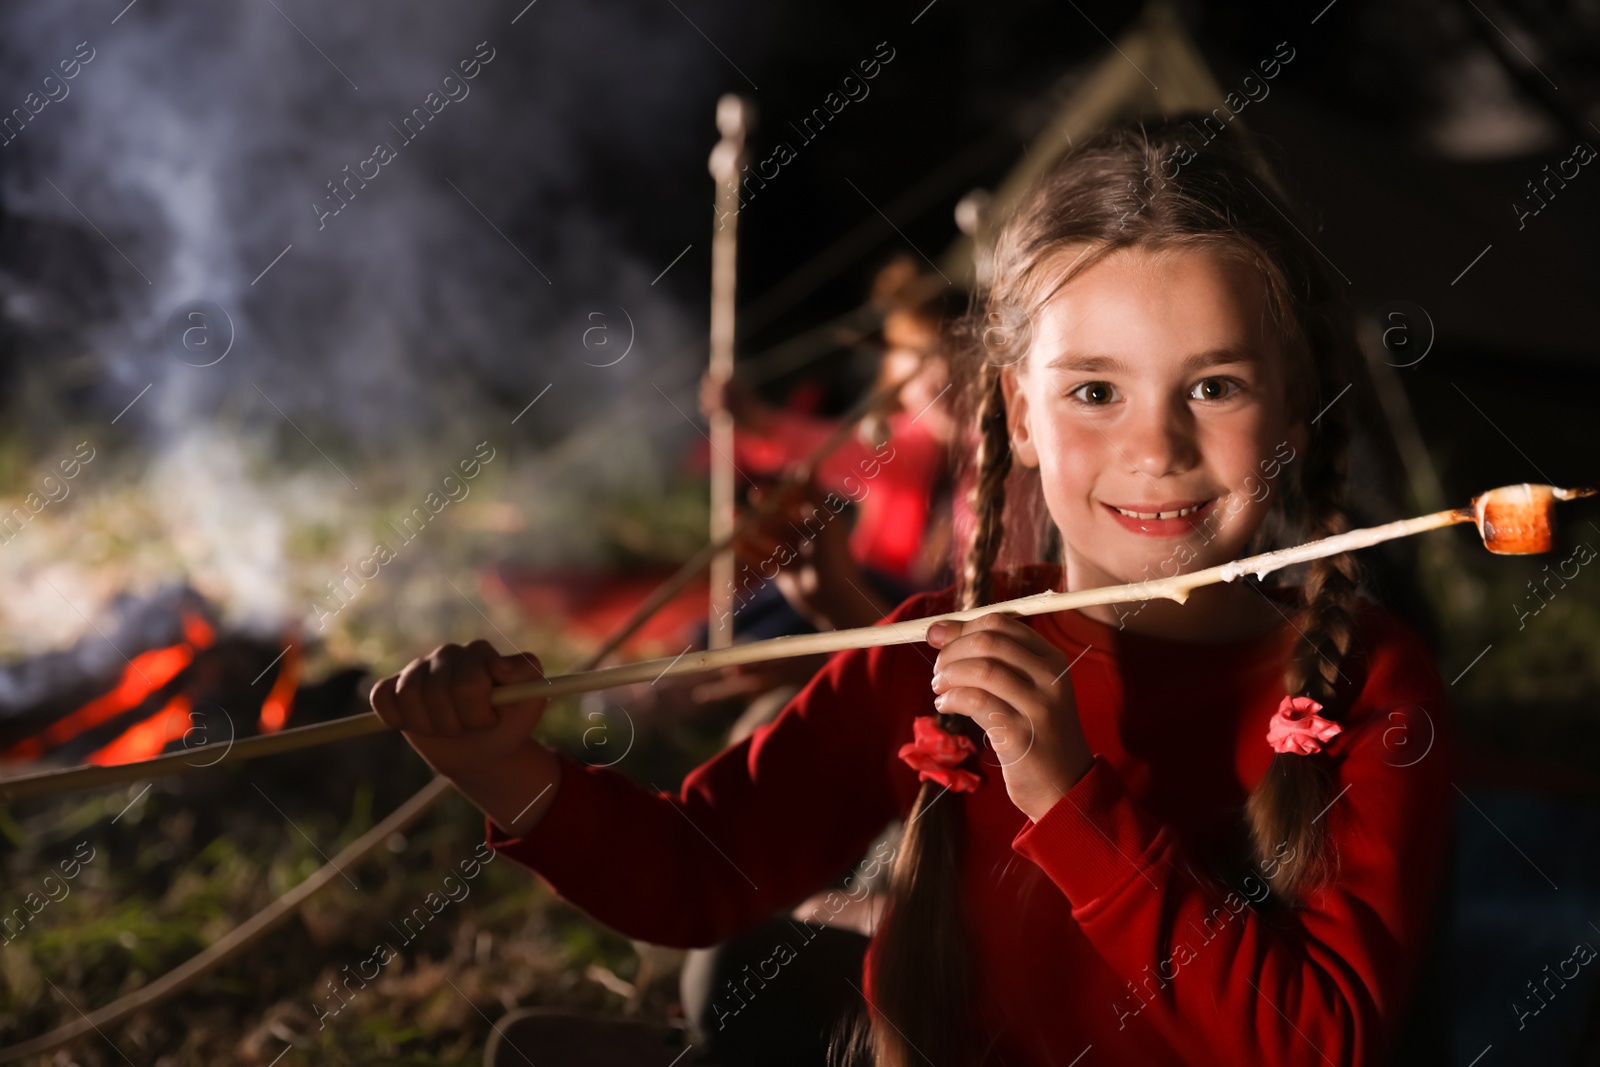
[927,613,1094,823]
[370,640,551,783]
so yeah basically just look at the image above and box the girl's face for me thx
[1001,244,1308,593]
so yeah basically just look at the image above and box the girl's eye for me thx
[1190,377,1238,401]
[1069,382,1118,405]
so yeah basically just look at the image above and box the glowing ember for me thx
[88,695,193,766]
[0,610,215,763]
[0,607,308,768]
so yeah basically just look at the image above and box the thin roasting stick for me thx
[1,483,1589,803]
[483,482,1593,702]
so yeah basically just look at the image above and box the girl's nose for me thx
[1122,398,1199,477]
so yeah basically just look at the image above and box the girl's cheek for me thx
[1039,420,1106,486]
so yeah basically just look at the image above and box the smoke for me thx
[0,0,756,631]
[0,0,748,451]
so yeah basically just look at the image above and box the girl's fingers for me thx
[486,647,546,686]
[932,616,1061,690]
[486,648,550,717]
[448,641,498,731]
[932,655,1037,712]
[418,652,466,738]
[965,611,1061,660]
[932,685,1029,739]
[934,685,1039,769]
[370,675,401,728]
[931,683,1013,721]
[392,657,434,736]
[380,643,547,740]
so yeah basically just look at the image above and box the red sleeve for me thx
[1011,609,1457,1065]
[483,591,948,948]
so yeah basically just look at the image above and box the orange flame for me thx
[87,695,193,766]
[182,612,216,647]
[0,610,215,765]
[258,643,299,734]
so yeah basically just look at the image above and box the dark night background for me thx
[0,0,1597,1063]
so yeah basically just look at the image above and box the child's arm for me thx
[371,598,941,949]
[1010,612,1456,1065]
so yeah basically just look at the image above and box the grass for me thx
[0,728,705,1065]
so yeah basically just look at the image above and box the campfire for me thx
[0,585,362,772]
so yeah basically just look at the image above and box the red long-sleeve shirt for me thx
[486,563,1456,1065]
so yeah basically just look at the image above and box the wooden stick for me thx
[479,482,1590,703]
[706,94,751,651]
[3,482,1588,802]
[484,498,1468,700]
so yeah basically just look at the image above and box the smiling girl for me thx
[371,115,1454,1066]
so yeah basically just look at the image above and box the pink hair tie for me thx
[1266,696,1342,756]
[898,716,982,793]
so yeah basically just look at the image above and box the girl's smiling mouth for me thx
[1101,497,1216,535]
